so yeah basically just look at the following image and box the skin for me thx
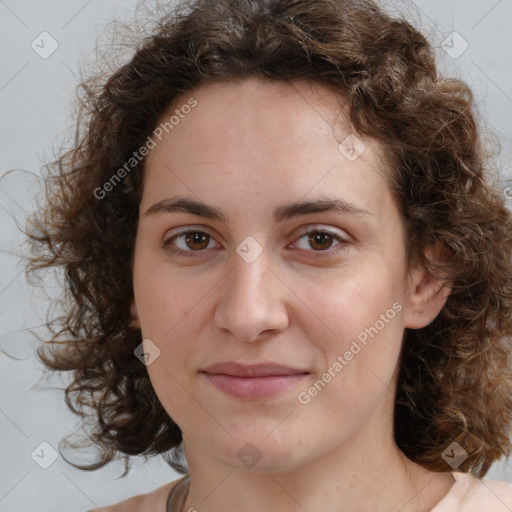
[131,77,454,512]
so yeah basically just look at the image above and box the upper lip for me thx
[202,362,309,377]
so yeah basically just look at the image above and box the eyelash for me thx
[162,226,350,258]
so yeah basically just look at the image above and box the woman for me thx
[26,0,512,510]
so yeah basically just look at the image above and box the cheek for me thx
[133,259,205,336]
[305,266,405,342]
[136,277,205,422]
[133,263,214,378]
[299,265,406,390]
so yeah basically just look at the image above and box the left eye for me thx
[293,229,346,253]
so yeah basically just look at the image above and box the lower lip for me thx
[202,373,309,400]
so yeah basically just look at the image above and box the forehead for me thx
[142,77,394,220]
[151,78,369,157]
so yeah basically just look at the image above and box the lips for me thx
[201,361,308,377]
[201,362,310,400]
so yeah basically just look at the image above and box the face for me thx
[131,77,445,473]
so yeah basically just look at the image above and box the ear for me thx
[403,243,452,329]
[130,298,141,329]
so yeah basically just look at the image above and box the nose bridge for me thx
[213,241,288,341]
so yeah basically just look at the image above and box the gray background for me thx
[1,1,512,511]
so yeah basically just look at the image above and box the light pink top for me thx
[90,472,512,511]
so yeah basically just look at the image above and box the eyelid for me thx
[163,225,217,240]
[294,224,351,241]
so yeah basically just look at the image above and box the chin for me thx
[209,430,312,474]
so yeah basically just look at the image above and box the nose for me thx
[213,247,289,342]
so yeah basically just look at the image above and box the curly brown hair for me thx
[26,0,512,478]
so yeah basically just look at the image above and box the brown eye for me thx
[307,231,335,251]
[292,227,350,257]
[162,228,222,257]
[184,232,210,250]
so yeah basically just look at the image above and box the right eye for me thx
[162,228,222,257]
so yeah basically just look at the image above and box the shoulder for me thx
[434,471,512,511]
[87,475,189,512]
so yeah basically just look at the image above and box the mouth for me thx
[200,362,310,400]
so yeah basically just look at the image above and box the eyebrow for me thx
[144,196,373,222]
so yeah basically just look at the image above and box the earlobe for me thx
[130,299,141,329]
[404,244,452,329]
